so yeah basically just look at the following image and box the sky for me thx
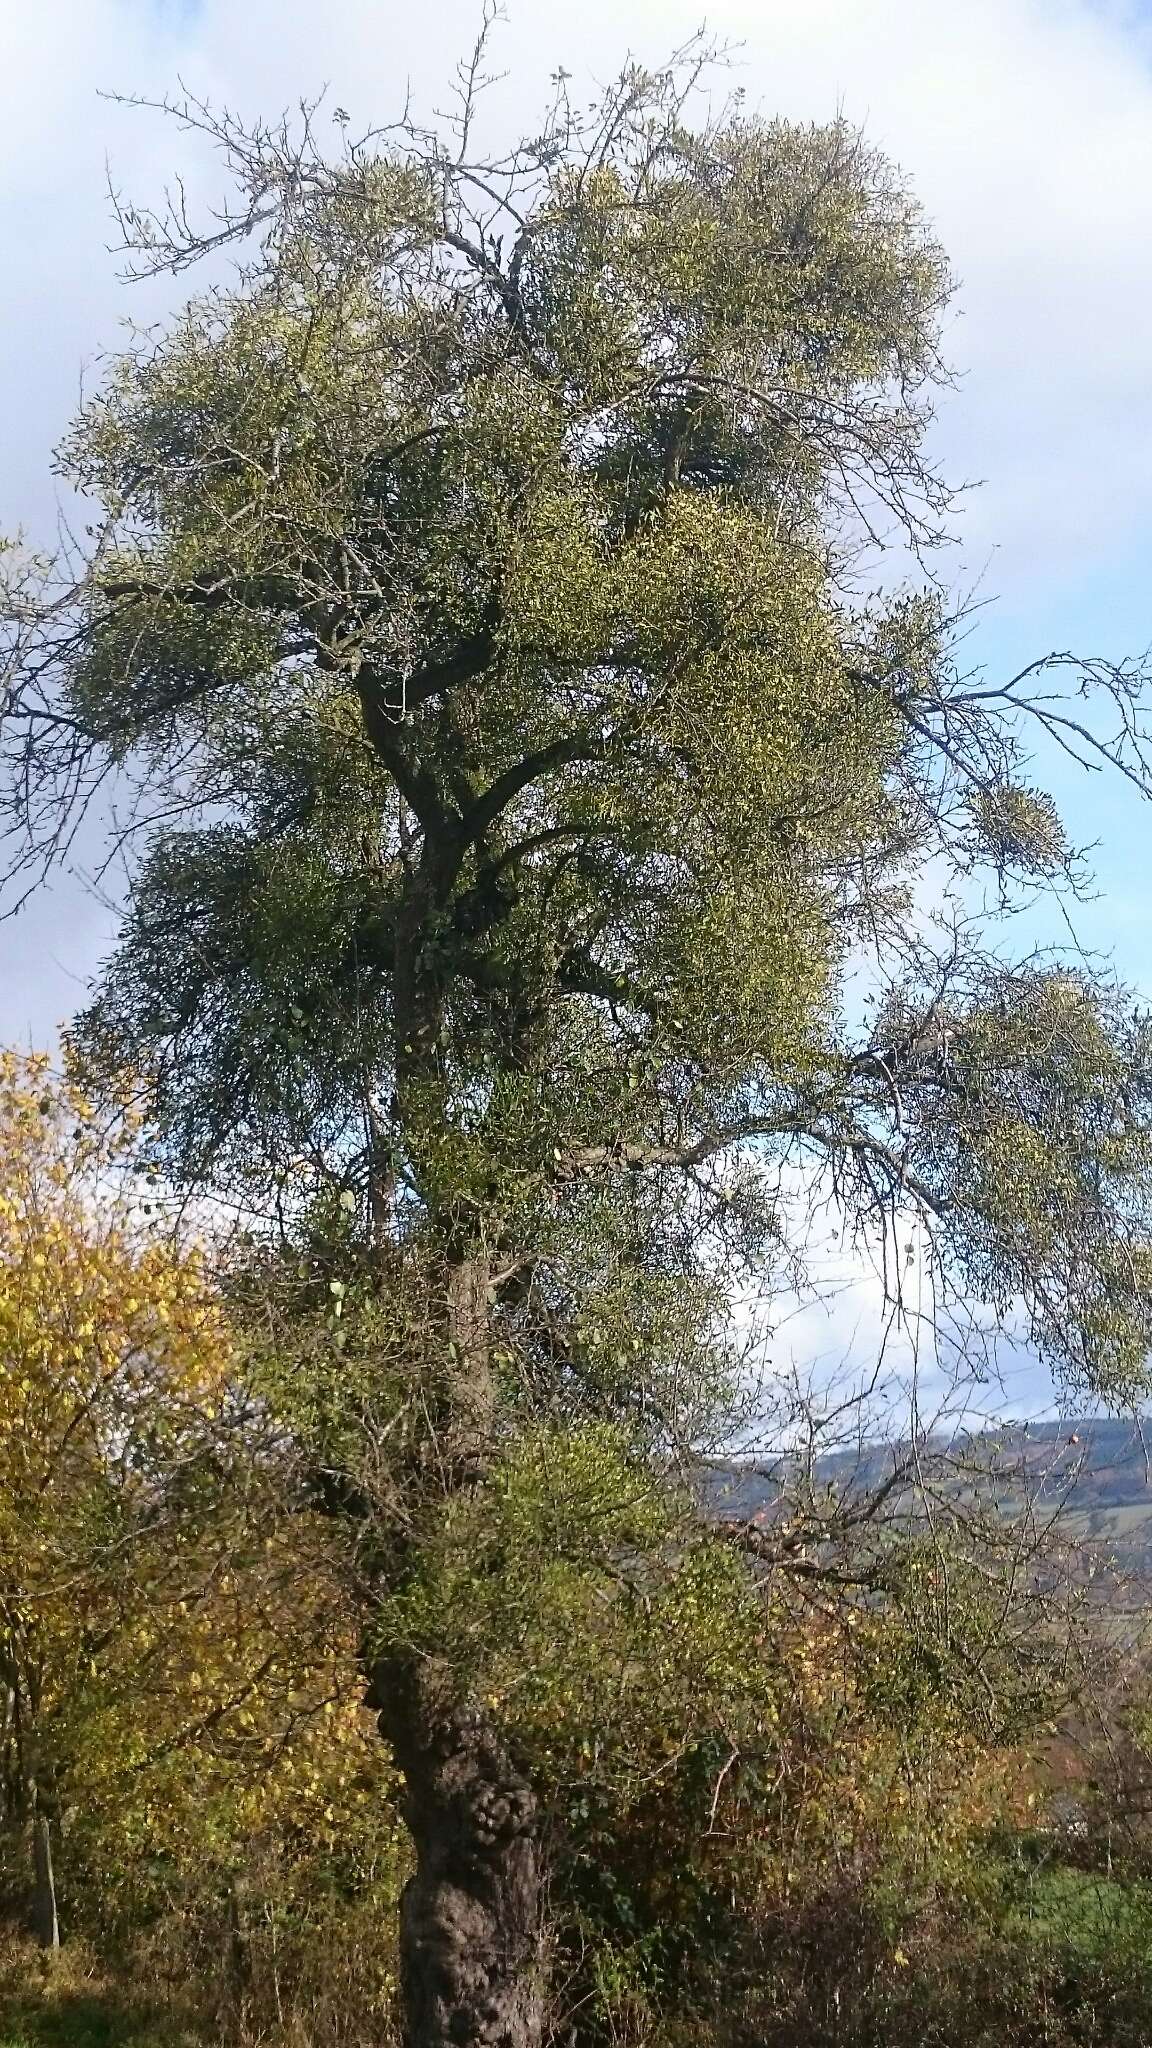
[2,0,1152,1412]
[3,0,1152,1032]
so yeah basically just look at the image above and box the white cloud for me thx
[158,0,1152,589]
[3,0,1152,1034]
[10,0,1152,574]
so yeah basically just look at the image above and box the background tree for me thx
[0,1052,230,1946]
[5,31,1152,2047]
[0,1051,389,1990]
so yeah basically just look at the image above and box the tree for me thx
[0,1051,398,2013]
[0,1052,232,1946]
[5,32,1152,2046]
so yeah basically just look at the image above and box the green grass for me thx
[986,1857,1152,1973]
[0,1995,178,2047]
[0,1992,193,2047]
[0,1945,200,2048]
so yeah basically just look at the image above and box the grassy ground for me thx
[0,1939,199,2048]
[0,1992,175,2047]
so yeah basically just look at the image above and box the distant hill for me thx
[705,1417,1152,1568]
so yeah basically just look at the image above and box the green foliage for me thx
[20,66,1146,1403]
[8,35,1152,2048]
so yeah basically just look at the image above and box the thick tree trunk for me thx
[367,1657,544,2048]
[385,897,545,2041]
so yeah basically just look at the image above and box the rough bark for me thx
[445,1249,495,1460]
[367,1657,544,2048]
[380,858,546,2044]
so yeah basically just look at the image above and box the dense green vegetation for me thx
[5,28,1152,2046]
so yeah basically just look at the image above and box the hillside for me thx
[707,1417,1152,1568]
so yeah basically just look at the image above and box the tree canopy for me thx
[5,35,1152,2048]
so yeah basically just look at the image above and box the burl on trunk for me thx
[367,1656,545,2048]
